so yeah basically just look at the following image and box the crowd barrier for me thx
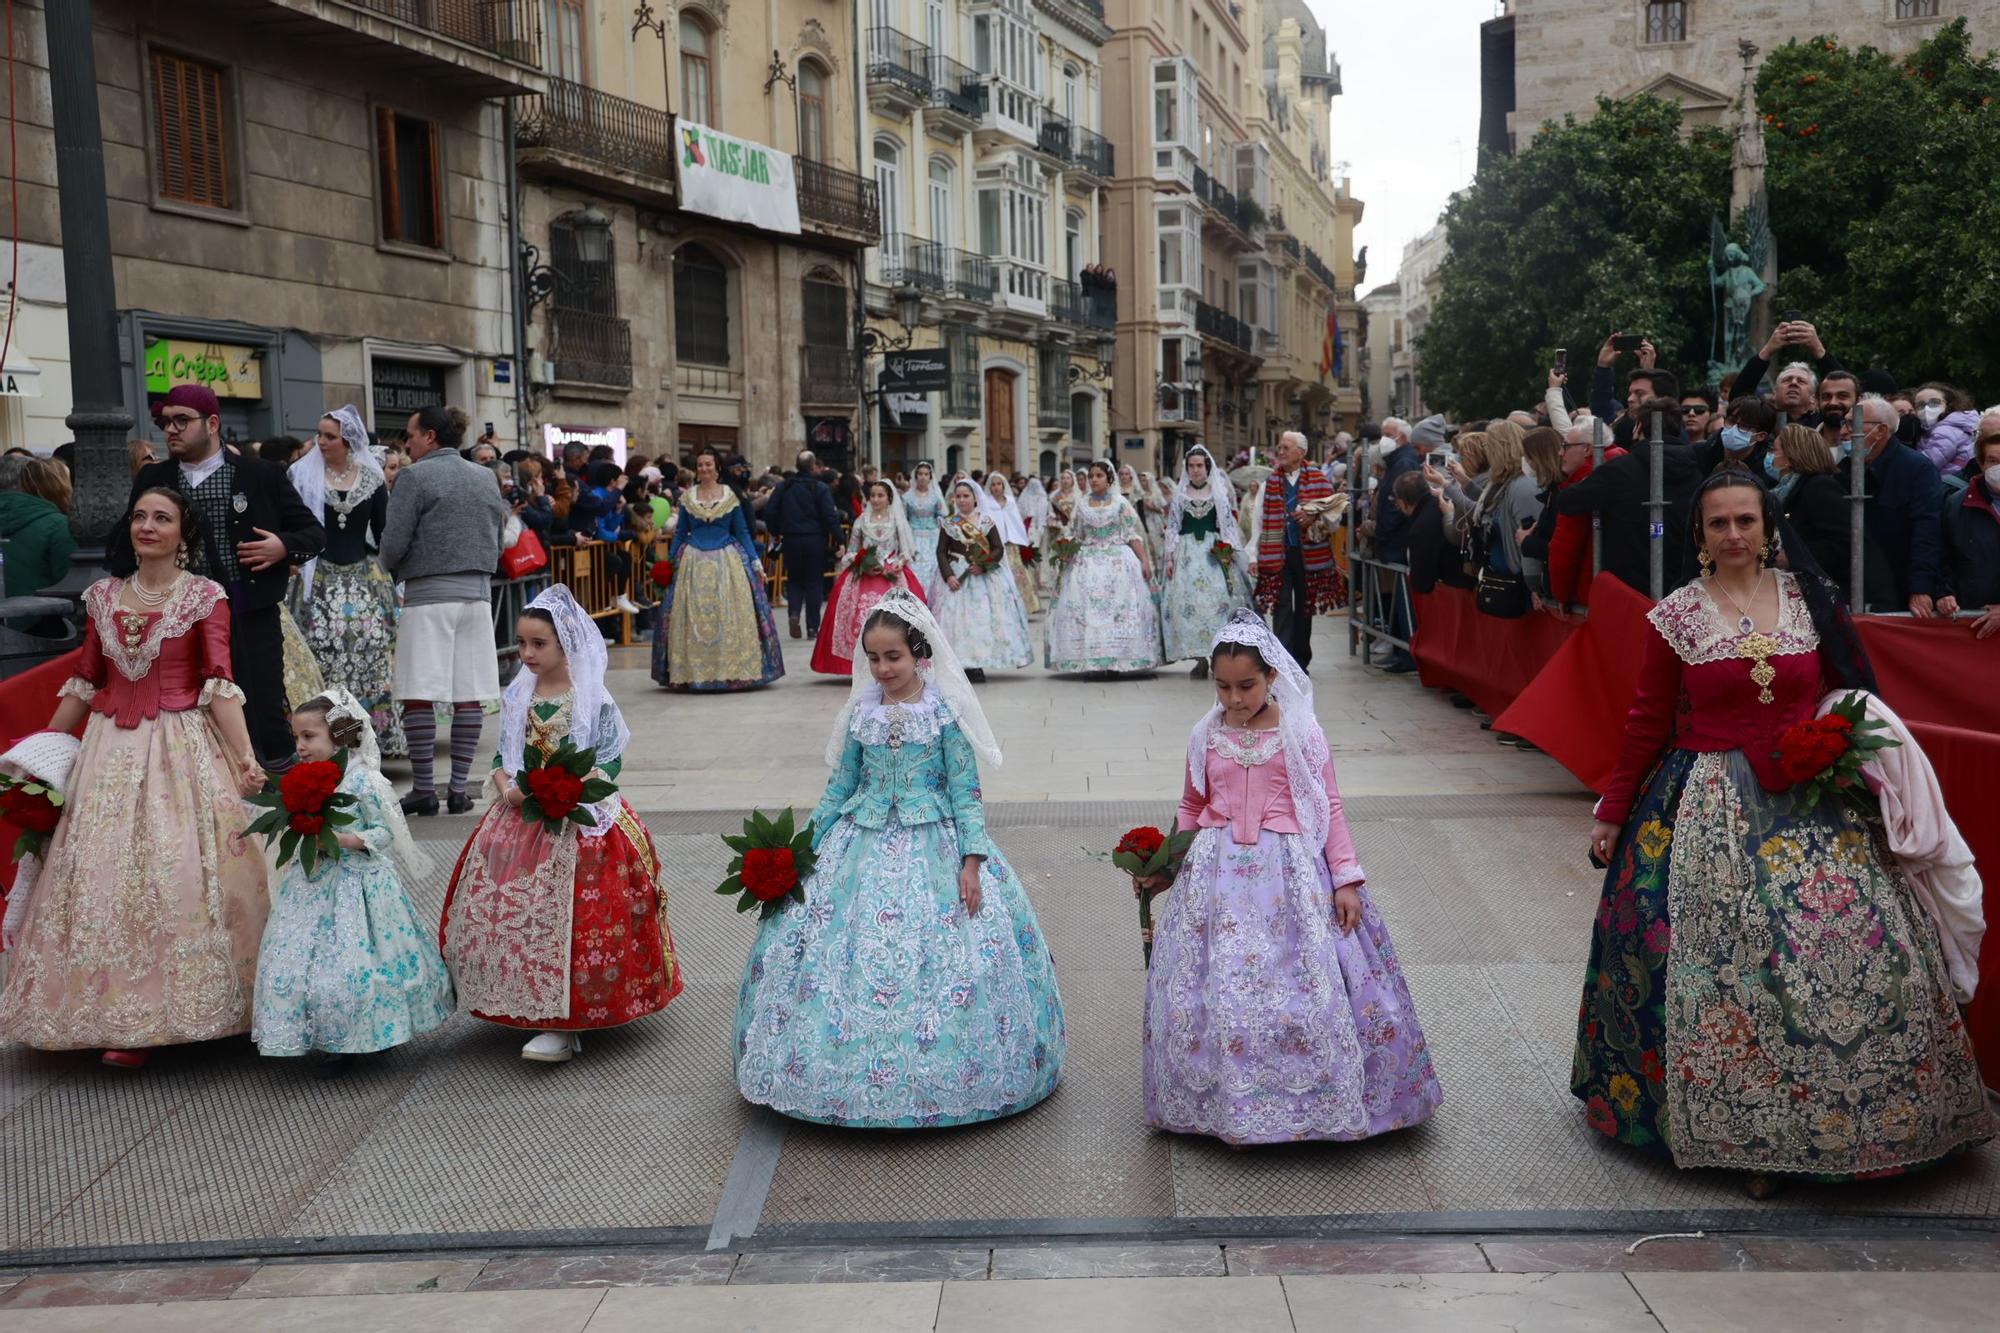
[1409,571,2000,1080]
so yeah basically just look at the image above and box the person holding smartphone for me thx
[1591,332,1679,432]
[1733,313,1841,423]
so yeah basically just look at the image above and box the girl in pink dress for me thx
[1141,609,1442,1145]
[810,480,927,676]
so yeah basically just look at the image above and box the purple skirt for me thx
[1142,828,1442,1145]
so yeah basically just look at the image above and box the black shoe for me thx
[1190,660,1209,680]
[447,789,475,815]
[789,617,802,640]
[1448,693,1475,709]
[1384,655,1417,675]
[400,790,439,817]
[313,1054,351,1081]
[966,668,986,683]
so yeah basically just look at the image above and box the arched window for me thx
[798,61,827,163]
[874,136,903,241]
[679,13,714,127]
[674,243,730,366]
[1062,62,1080,127]
[928,157,955,248]
[802,268,849,349]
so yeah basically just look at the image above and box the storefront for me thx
[542,424,628,467]
[364,341,471,443]
[878,392,929,476]
[121,314,303,449]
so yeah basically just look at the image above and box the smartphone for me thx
[1611,334,1644,353]
[1427,451,1448,470]
[1553,348,1567,374]
[484,421,496,438]
[1782,309,1800,324]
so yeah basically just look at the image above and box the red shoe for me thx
[100,1049,149,1069]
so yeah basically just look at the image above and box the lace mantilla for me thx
[84,576,225,683]
[1209,724,1282,767]
[849,685,955,750]
[1648,572,1818,667]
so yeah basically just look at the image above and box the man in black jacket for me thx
[136,384,325,770]
[1856,396,1945,615]
[1734,318,1840,428]
[1937,421,2000,640]
[1552,397,1702,598]
[766,451,842,638]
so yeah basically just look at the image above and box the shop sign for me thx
[372,358,449,416]
[881,391,929,432]
[542,424,628,466]
[677,122,801,236]
[144,339,262,399]
[879,352,950,393]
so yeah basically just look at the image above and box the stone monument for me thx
[1709,39,1776,386]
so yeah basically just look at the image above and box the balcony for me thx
[971,78,1039,148]
[866,27,933,115]
[1033,0,1111,40]
[948,249,997,303]
[925,53,981,137]
[1304,246,1338,291]
[1195,300,1255,356]
[550,307,632,389]
[1156,283,1197,327]
[1049,277,1082,326]
[879,235,949,293]
[1037,109,1074,166]
[800,344,859,405]
[991,258,1047,317]
[247,0,547,96]
[1081,282,1116,331]
[795,158,880,248]
[674,362,744,397]
[1071,126,1113,183]
[516,77,675,206]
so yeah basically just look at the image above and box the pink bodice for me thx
[1176,724,1365,888]
[68,578,235,729]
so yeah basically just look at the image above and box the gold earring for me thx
[1698,547,1714,575]
[175,545,188,570]
[1760,540,1772,567]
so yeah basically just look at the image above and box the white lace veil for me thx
[1166,444,1236,538]
[855,482,918,560]
[291,404,380,600]
[1186,608,1331,852]
[314,684,432,882]
[497,585,630,838]
[1018,477,1050,529]
[979,476,1030,546]
[824,584,1002,769]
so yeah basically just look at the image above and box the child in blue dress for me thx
[733,586,1065,1126]
[252,687,455,1076]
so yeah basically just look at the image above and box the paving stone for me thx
[587,1281,943,1331]
[1630,1272,2000,1332]
[0,1265,255,1308]
[938,1274,1294,1332]
[989,1243,1223,1279]
[466,1252,736,1290]
[232,1260,487,1298]
[1733,1236,2000,1272]
[1224,1240,1491,1275]
[729,1247,988,1284]
[1284,1272,1655,1332]
[1480,1237,1753,1272]
[0,1290,604,1332]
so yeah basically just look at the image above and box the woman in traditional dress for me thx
[1159,445,1252,677]
[1140,610,1442,1144]
[440,587,682,1063]
[1041,470,1079,596]
[982,471,1041,616]
[735,588,1064,1126]
[902,461,949,600]
[288,404,404,757]
[810,479,927,676]
[1577,468,1992,1193]
[651,448,784,692]
[1045,461,1160,676]
[0,487,269,1067]
[934,478,1033,680]
[1138,470,1171,575]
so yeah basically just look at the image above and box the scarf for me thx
[1255,467,1339,614]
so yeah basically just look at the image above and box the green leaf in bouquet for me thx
[721,833,752,853]
[11,830,32,862]
[524,745,545,770]
[1111,850,1145,876]
[580,779,616,802]
[750,809,774,841]
[774,807,795,843]
[567,806,598,826]
[564,746,596,777]
[736,890,760,913]
[716,873,744,897]
[298,836,318,876]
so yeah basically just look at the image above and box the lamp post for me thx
[631,3,674,115]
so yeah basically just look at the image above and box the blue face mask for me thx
[1720,425,1755,455]
[1831,440,1852,464]
[1761,452,1781,481]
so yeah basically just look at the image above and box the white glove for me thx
[2,855,36,952]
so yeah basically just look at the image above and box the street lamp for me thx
[573,202,612,264]
[860,287,923,354]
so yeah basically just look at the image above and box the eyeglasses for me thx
[157,413,202,431]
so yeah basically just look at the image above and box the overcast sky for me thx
[1311,0,1497,291]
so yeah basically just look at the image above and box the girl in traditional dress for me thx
[810,479,928,676]
[734,588,1064,1126]
[288,405,404,756]
[440,586,682,1063]
[1042,470,1079,596]
[252,688,454,1076]
[1137,470,1171,575]
[982,471,1041,616]
[1578,469,1991,1193]
[902,461,949,600]
[1045,461,1160,676]
[651,448,784,692]
[1159,445,1252,677]
[1017,476,1051,551]
[0,488,269,1068]
[1140,610,1442,1145]
[934,478,1033,681]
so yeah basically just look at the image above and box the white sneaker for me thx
[615,594,642,615]
[521,1031,580,1063]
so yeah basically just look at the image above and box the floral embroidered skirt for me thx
[652,541,785,692]
[1044,545,1162,675]
[1143,829,1442,1145]
[934,566,1034,671]
[439,796,682,1031]
[290,559,407,758]
[733,814,1066,1127]
[1573,748,1993,1178]
[1159,534,1251,663]
[0,710,269,1050]
[810,566,929,676]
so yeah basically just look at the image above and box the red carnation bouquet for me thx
[1209,540,1237,567]
[1088,823,1198,964]
[853,542,887,579]
[650,558,675,591]
[717,808,817,920]
[0,778,65,864]
[515,738,620,834]
[1771,692,1898,817]
[1052,536,1082,569]
[960,538,1004,577]
[246,753,358,872]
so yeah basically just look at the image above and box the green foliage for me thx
[1417,96,1731,418]
[1760,21,2000,389]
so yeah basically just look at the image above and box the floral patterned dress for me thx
[439,692,682,1031]
[1574,575,1992,1177]
[904,485,949,600]
[733,685,1065,1127]
[652,487,785,692]
[809,512,929,676]
[1044,494,1161,675]
[1159,494,1251,663]
[286,472,405,757]
[933,512,1033,671]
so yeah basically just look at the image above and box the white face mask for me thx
[1919,402,1946,427]
[1985,463,2000,493]
[1520,458,1535,479]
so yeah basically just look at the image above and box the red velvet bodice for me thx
[69,577,235,729]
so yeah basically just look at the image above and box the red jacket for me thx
[1547,447,1626,606]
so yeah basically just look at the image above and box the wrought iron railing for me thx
[349,0,541,63]
[1082,284,1116,330]
[1073,125,1113,178]
[800,344,859,403]
[927,52,981,120]
[1193,165,1211,200]
[516,76,675,181]
[1303,245,1336,289]
[881,234,948,292]
[1038,109,1073,163]
[1194,300,1253,354]
[795,158,881,240]
[1049,277,1082,326]
[866,27,933,100]
[949,248,996,301]
[550,307,633,387]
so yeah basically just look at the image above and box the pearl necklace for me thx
[127,570,184,608]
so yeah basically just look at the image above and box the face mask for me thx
[1831,440,1852,464]
[1919,402,1945,427]
[1520,459,1534,479]
[1761,453,1781,481]
[1985,464,2000,493]
[1720,425,1754,455]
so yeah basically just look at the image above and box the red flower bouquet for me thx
[650,558,675,591]
[853,542,886,579]
[1771,692,1899,817]
[717,808,817,920]
[960,538,1004,577]
[1052,536,1082,569]
[515,738,619,834]
[0,779,65,863]
[1088,823,1198,964]
[246,753,358,872]
[1209,540,1237,567]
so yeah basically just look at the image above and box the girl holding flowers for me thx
[810,479,928,677]
[933,478,1033,680]
[1140,608,1440,1146]
[733,587,1064,1127]
[440,586,681,1063]
[253,688,454,1075]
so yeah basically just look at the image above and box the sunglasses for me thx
[1680,405,1708,415]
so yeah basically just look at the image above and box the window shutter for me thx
[424,121,443,247]
[151,50,229,209]
[377,107,401,241]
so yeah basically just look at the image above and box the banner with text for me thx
[677,122,800,235]
[879,351,951,393]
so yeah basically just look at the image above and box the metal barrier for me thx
[491,570,552,684]
[548,538,645,644]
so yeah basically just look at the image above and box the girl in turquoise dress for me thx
[1159,445,1251,673]
[903,461,949,600]
[733,587,1065,1127]
[252,687,455,1075]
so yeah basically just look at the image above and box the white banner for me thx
[677,122,801,236]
